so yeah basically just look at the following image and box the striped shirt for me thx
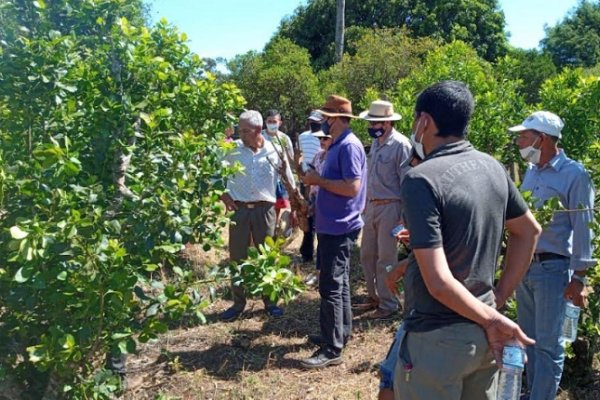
[298,130,322,171]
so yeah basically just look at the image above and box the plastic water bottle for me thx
[561,301,581,343]
[390,224,405,237]
[496,343,524,400]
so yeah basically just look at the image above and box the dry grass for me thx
[124,232,598,400]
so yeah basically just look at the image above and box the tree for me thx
[541,0,600,68]
[319,28,437,107]
[227,38,321,139]
[0,0,245,397]
[275,0,508,69]
[390,41,525,163]
[495,48,558,104]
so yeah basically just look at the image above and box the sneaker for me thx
[304,272,319,286]
[369,308,396,320]
[266,305,284,317]
[307,334,349,347]
[300,347,343,369]
[219,307,242,322]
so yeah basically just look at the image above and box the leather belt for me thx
[234,201,274,209]
[532,252,568,263]
[368,198,400,206]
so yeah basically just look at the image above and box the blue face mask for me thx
[321,119,331,135]
[368,127,385,139]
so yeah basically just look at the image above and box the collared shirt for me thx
[521,150,596,271]
[315,128,367,235]
[298,130,322,171]
[367,129,412,200]
[223,139,295,203]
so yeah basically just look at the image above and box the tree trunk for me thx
[334,0,345,63]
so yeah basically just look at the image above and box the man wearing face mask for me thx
[355,100,412,319]
[510,111,596,400]
[300,95,367,369]
[262,109,295,233]
[395,81,541,399]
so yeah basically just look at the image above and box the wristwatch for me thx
[571,274,588,286]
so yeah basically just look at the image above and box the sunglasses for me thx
[319,137,331,141]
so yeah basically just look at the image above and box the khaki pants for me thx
[229,203,276,310]
[360,202,402,311]
[394,323,498,400]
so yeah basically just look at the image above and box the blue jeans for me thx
[516,259,569,400]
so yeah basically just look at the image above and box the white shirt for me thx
[262,130,294,161]
[224,139,295,203]
[298,130,321,171]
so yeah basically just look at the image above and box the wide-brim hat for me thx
[508,111,564,139]
[359,100,402,121]
[312,131,332,138]
[317,95,358,119]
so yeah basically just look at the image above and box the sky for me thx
[149,0,580,60]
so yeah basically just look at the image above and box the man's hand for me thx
[384,260,408,298]
[564,279,588,308]
[301,169,321,186]
[220,193,238,212]
[484,313,535,367]
[395,228,410,245]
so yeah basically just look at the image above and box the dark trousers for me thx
[299,215,315,262]
[317,229,360,353]
[229,203,276,311]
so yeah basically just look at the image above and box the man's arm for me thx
[301,170,360,197]
[495,210,541,309]
[413,247,534,365]
[564,171,596,306]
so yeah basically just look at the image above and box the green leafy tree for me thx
[228,37,321,137]
[390,41,525,163]
[541,0,600,68]
[319,28,437,107]
[496,48,558,104]
[537,68,600,161]
[0,0,245,397]
[275,0,508,69]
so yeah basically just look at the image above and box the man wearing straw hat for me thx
[355,100,412,319]
[300,95,367,369]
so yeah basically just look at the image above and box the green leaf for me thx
[10,226,28,240]
[14,266,34,283]
[57,271,67,281]
[33,0,46,9]
[172,266,184,277]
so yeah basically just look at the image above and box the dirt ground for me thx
[124,232,600,400]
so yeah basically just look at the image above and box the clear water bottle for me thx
[496,343,524,400]
[561,301,580,343]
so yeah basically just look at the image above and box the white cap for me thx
[508,111,564,138]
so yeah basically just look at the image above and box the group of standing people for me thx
[218,80,595,400]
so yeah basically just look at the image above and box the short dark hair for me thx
[265,109,281,119]
[415,80,474,138]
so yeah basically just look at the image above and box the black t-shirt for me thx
[400,140,528,332]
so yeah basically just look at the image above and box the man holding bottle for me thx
[510,111,596,400]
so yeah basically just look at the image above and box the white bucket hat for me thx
[508,111,564,138]
[359,100,402,121]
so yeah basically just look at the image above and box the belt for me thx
[234,201,274,209]
[532,252,569,263]
[368,199,400,206]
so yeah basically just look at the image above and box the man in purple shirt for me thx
[300,95,367,369]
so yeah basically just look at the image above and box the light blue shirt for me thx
[521,150,596,271]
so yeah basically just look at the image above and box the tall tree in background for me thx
[541,0,600,68]
[334,0,345,62]
[275,0,508,69]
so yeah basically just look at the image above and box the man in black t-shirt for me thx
[393,81,541,400]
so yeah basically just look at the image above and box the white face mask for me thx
[266,123,279,133]
[410,119,425,160]
[519,136,541,164]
